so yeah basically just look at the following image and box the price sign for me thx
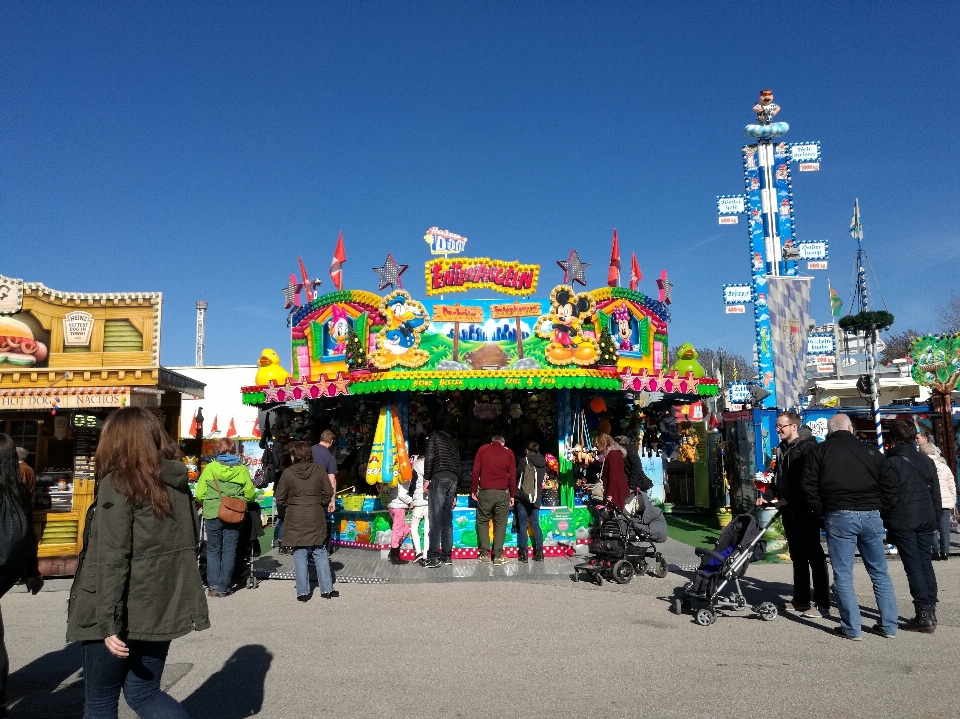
[72,413,104,429]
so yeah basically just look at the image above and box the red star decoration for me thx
[620,368,636,391]
[330,372,350,396]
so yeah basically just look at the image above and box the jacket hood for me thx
[215,453,241,466]
[162,459,189,490]
[797,425,815,444]
[209,461,248,482]
[288,462,316,479]
[526,452,546,469]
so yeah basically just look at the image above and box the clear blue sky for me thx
[3,2,958,367]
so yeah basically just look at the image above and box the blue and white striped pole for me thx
[853,198,884,452]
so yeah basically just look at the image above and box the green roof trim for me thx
[349,370,622,394]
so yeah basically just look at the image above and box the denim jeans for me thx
[427,475,458,561]
[514,499,543,553]
[888,528,938,605]
[205,517,240,594]
[782,508,830,609]
[293,545,334,596]
[274,516,284,543]
[938,509,952,555]
[824,510,898,637]
[82,640,190,719]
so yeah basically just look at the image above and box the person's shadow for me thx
[182,644,272,719]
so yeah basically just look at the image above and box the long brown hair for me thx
[95,407,171,517]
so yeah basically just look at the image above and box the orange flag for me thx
[188,411,198,437]
[210,415,219,434]
[251,418,261,438]
[226,418,238,438]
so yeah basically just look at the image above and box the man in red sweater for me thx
[471,435,516,565]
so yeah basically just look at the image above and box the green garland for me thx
[838,310,894,332]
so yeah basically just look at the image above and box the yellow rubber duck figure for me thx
[255,348,291,386]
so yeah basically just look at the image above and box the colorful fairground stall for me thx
[242,249,717,558]
[0,275,204,575]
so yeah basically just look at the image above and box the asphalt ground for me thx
[2,551,957,719]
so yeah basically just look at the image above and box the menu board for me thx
[73,428,99,484]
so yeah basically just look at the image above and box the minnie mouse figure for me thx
[611,304,633,351]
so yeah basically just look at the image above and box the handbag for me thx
[211,474,247,524]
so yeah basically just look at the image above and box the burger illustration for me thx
[0,317,48,366]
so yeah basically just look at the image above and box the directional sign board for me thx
[797,241,828,260]
[788,142,821,163]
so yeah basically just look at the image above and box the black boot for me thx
[533,548,544,562]
[388,548,407,565]
[517,548,528,563]
[901,602,935,634]
[930,602,938,627]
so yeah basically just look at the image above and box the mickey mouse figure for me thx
[535,285,598,365]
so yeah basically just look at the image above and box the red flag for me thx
[630,252,642,290]
[251,417,261,439]
[298,257,313,303]
[188,411,198,438]
[226,417,238,438]
[210,415,219,434]
[607,229,621,287]
[330,231,346,291]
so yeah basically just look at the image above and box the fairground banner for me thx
[766,276,811,410]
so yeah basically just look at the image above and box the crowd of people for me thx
[762,411,953,639]
[0,405,955,716]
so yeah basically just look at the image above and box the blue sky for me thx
[3,2,958,367]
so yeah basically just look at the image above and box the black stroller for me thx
[198,501,264,591]
[574,490,668,585]
[674,508,779,626]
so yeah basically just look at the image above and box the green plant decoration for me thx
[909,333,960,392]
[345,327,367,370]
[596,321,619,367]
[838,310,895,332]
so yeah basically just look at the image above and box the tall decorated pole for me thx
[717,91,823,408]
[908,333,960,479]
[839,200,894,453]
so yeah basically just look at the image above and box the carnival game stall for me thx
[241,243,717,559]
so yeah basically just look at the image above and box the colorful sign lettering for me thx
[425,257,539,296]
[431,304,485,323]
[424,227,468,255]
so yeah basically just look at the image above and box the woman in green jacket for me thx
[67,407,209,719]
[194,438,256,597]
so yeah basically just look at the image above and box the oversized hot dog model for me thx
[0,317,48,366]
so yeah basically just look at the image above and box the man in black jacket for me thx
[885,420,942,633]
[758,413,829,617]
[616,435,653,491]
[422,430,461,568]
[802,413,900,640]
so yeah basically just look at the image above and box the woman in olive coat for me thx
[274,441,337,601]
[67,407,209,719]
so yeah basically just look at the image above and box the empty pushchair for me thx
[674,508,779,626]
[574,490,668,585]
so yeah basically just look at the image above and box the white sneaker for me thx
[885,544,898,555]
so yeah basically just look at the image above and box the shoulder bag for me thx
[211,474,247,524]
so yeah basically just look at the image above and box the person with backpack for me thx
[195,438,256,598]
[515,441,546,563]
[0,434,43,716]
[66,408,208,719]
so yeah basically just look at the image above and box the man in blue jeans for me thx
[421,429,461,568]
[802,413,900,639]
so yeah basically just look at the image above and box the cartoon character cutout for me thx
[779,198,791,217]
[534,285,598,366]
[370,290,430,369]
[328,305,350,356]
[611,304,633,352]
[775,163,788,181]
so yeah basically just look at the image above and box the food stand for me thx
[0,274,204,575]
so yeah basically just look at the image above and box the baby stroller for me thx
[574,490,668,585]
[674,507,779,626]
[198,501,264,591]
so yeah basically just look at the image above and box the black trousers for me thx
[888,528,938,605]
[782,508,830,609]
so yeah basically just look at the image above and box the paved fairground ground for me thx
[3,536,958,719]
